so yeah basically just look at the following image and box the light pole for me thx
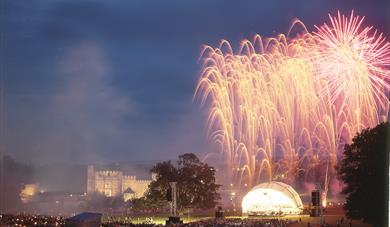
[230,192,236,213]
[315,183,324,226]
[169,182,177,218]
[166,182,182,225]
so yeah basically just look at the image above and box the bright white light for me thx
[242,182,303,215]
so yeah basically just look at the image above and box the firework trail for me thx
[194,11,390,191]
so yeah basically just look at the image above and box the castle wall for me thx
[122,176,150,198]
[94,170,123,197]
[87,165,151,199]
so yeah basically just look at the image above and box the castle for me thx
[87,165,152,201]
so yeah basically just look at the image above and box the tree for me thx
[144,153,221,210]
[143,161,177,208]
[176,153,221,209]
[337,122,390,227]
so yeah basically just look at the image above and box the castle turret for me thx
[87,165,95,194]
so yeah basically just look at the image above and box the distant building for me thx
[87,165,151,201]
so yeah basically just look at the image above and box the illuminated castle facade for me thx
[87,165,151,201]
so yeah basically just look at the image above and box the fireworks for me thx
[194,11,390,190]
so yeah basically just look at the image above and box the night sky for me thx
[2,0,390,164]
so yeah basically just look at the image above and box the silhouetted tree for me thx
[144,153,220,210]
[176,153,221,209]
[143,161,176,208]
[337,122,390,227]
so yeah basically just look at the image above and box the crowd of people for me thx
[180,218,294,227]
[0,213,64,226]
[7,213,363,227]
[0,213,298,227]
[102,218,297,227]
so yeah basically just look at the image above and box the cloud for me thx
[30,42,134,163]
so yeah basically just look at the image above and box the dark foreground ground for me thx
[0,207,374,226]
[102,207,372,227]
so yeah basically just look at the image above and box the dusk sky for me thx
[3,0,390,164]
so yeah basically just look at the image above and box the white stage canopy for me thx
[242,181,303,215]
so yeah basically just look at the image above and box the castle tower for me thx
[87,165,95,194]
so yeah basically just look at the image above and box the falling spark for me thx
[195,11,390,190]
